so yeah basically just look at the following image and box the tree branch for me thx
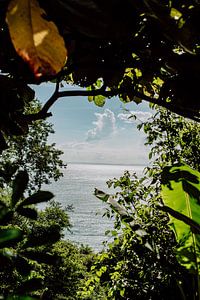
[24,84,200,123]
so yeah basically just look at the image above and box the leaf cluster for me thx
[0,169,61,299]
[81,173,191,299]
[137,107,200,184]
[0,0,199,147]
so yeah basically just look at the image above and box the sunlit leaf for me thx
[6,0,67,78]
[161,164,200,273]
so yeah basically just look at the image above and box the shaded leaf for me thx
[14,255,33,276]
[0,131,8,152]
[6,0,67,78]
[16,277,43,293]
[24,225,60,247]
[0,228,23,248]
[21,249,59,264]
[19,191,54,207]
[16,207,38,220]
[12,171,29,207]
[0,209,14,225]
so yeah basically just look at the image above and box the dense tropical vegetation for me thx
[0,0,199,299]
[79,108,200,299]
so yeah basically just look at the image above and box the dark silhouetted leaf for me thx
[16,277,43,293]
[12,171,29,207]
[0,131,8,152]
[19,191,54,207]
[14,255,33,276]
[21,249,59,265]
[16,207,38,220]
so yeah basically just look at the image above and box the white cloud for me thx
[86,109,116,141]
[57,109,150,165]
[118,111,152,123]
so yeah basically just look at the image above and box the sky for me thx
[34,83,152,165]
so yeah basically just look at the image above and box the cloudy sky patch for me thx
[86,109,117,141]
[34,84,152,165]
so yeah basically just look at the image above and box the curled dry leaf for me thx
[6,0,67,78]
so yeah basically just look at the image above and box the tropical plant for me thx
[80,107,200,299]
[160,164,200,299]
[80,172,192,299]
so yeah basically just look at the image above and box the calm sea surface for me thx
[41,163,144,251]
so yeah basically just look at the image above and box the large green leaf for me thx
[18,191,54,207]
[161,164,200,273]
[0,228,23,248]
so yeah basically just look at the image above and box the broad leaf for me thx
[6,0,67,78]
[0,228,23,248]
[95,189,133,223]
[16,207,38,220]
[12,170,29,207]
[161,164,200,273]
[19,191,54,207]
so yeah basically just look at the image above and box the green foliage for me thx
[80,172,191,300]
[160,164,200,275]
[0,0,199,143]
[137,107,200,183]
[80,107,200,299]
[0,170,60,299]
[0,168,94,300]
[0,100,66,193]
[40,240,94,300]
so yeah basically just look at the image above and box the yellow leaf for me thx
[6,0,67,78]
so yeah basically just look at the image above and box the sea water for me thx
[41,163,144,251]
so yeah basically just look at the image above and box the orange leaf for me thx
[6,0,67,78]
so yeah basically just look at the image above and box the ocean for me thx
[41,163,144,252]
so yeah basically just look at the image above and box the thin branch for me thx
[41,79,60,113]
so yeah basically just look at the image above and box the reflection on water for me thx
[41,163,144,251]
